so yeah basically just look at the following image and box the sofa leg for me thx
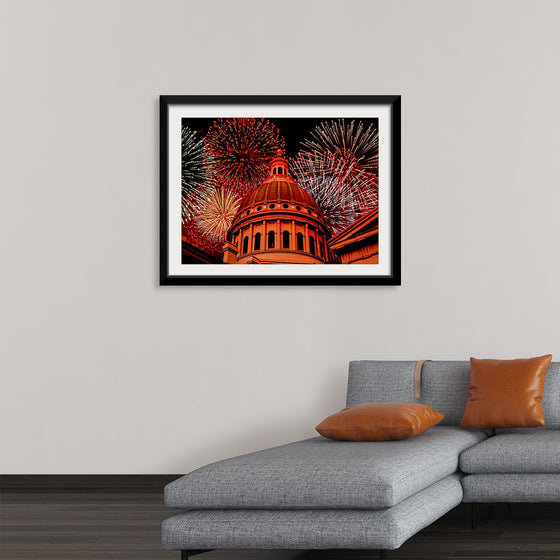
[471,503,477,530]
[379,551,387,560]
[181,551,211,559]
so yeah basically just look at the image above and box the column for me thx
[291,220,295,250]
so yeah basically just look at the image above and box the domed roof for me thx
[237,150,320,212]
[238,179,319,211]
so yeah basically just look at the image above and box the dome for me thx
[223,150,331,265]
[238,179,320,213]
[237,149,320,213]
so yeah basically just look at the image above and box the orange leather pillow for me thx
[460,355,552,429]
[315,402,445,441]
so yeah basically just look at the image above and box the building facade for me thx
[223,150,332,264]
[327,208,379,264]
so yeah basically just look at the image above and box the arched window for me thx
[309,236,315,255]
[268,230,275,249]
[242,236,249,254]
[254,232,261,251]
[296,232,304,251]
[282,230,290,249]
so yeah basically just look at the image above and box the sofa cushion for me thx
[459,355,551,429]
[460,430,560,474]
[347,360,560,428]
[162,474,463,551]
[462,473,560,502]
[165,426,485,510]
[315,402,444,441]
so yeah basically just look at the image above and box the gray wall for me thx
[2,1,559,474]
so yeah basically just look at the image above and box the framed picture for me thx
[160,95,401,285]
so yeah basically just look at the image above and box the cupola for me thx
[269,149,290,177]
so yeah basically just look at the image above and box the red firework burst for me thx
[182,219,224,258]
[204,118,285,192]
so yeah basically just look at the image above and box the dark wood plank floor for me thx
[1,490,559,559]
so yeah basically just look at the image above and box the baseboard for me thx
[0,474,182,491]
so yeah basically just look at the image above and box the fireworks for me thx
[204,118,285,192]
[290,119,379,234]
[182,219,224,257]
[181,126,207,222]
[194,183,242,243]
[291,149,378,234]
[302,119,379,176]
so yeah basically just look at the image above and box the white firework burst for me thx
[182,126,208,222]
[291,150,378,235]
[302,119,379,176]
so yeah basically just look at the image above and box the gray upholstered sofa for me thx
[162,360,560,559]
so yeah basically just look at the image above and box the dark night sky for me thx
[182,117,379,158]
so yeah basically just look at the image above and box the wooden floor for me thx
[1,490,559,559]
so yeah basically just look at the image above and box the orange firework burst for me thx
[195,183,242,243]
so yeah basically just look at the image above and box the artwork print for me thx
[160,96,400,285]
[182,117,378,265]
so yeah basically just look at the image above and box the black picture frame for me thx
[160,95,401,286]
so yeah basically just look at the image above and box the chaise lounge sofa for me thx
[162,360,560,558]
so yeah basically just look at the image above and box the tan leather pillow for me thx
[460,355,552,429]
[316,402,445,441]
